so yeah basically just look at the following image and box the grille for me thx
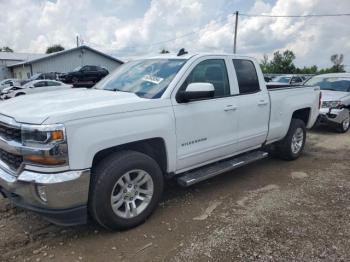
[0,123,21,142]
[0,148,23,171]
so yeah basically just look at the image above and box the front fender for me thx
[65,107,177,173]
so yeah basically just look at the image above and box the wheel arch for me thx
[291,107,311,126]
[92,137,168,175]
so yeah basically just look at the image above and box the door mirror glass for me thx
[177,82,215,103]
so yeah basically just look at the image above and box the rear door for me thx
[46,81,65,91]
[32,81,48,93]
[172,56,240,172]
[232,59,270,151]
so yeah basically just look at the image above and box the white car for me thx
[0,79,20,92]
[0,53,320,229]
[304,73,350,132]
[268,75,304,87]
[1,80,72,99]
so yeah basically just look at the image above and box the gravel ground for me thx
[0,127,349,262]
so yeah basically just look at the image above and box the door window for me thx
[181,59,230,98]
[47,81,61,86]
[291,77,303,84]
[233,59,260,94]
[33,81,47,87]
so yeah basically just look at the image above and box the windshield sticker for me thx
[142,75,164,84]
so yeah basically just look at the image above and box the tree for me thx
[160,49,170,54]
[295,65,318,74]
[269,50,296,74]
[0,46,14,52]
[330,54,345,72]
[260,54,270,73]
[46,44,65,54]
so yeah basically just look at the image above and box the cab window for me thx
[233,59,260,94]
[181,59,230,98]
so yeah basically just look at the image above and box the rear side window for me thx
[182,59,230,98]
[33,81,46,87]
[47,81,61,86]
[233,59,260,94]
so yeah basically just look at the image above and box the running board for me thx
[177,151,268,187]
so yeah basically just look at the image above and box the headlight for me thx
[21,124,68,166]
[21,124,65,146]
[322,100,342,109]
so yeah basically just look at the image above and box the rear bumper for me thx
[0,167,90,226]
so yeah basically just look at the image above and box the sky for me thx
[0,0,349,69]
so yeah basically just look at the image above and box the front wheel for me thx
[338,115,350,133]
[89,150,164,230]
[272,119,306,161]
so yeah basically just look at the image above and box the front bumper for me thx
[0,167,90,225]
[317,108,349,126]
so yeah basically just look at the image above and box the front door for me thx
[172,58,239,172]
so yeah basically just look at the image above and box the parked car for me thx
[0,79,21,91]
[0,53,320,230]
[304,73,350,132]
[21,72,62,85]
[268,74,304,87]
[59,65,109,86]
[1,80,72,99]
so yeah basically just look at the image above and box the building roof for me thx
[8,45,124,67]
[0,52,45,61]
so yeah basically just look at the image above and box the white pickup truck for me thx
[0,53,320,230]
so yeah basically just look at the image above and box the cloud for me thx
[0,0,349,69]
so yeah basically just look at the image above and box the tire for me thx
[337,115,350,133]
[15,93,25,97]
[89,150,164,230]
[273,119,306,161]
[72,77,79,86]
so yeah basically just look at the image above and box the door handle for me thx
[224,105,237,112]
[258,100,268,106]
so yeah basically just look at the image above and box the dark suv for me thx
[59,65,109,87]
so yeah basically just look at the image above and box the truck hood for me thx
[0,88,168,124]
[321,90,350,102]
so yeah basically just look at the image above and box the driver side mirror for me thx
[177,82,215,103]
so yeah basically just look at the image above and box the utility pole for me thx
[233,11,239,54]
[76,35,79,47]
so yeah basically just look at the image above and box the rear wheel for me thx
[89,150,164,230]
[270,119,306,161]
[15,93,25,97]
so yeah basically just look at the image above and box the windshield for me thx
[273,76,291,83]
[95,59,186,98]
[304,77,350,92]
[73,66,83,72]
[29,73,41,80]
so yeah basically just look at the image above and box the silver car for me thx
[1,80,72,99]
[305,73,350,133]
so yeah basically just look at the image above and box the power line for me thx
[84,11,350,56]
[240,13,350,18]
[85,14,234,53]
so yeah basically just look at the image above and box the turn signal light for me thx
[51,130,64,141]
[24,155,66,165]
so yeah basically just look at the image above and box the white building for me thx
[0,52,44,80]
[1,46,123,80]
